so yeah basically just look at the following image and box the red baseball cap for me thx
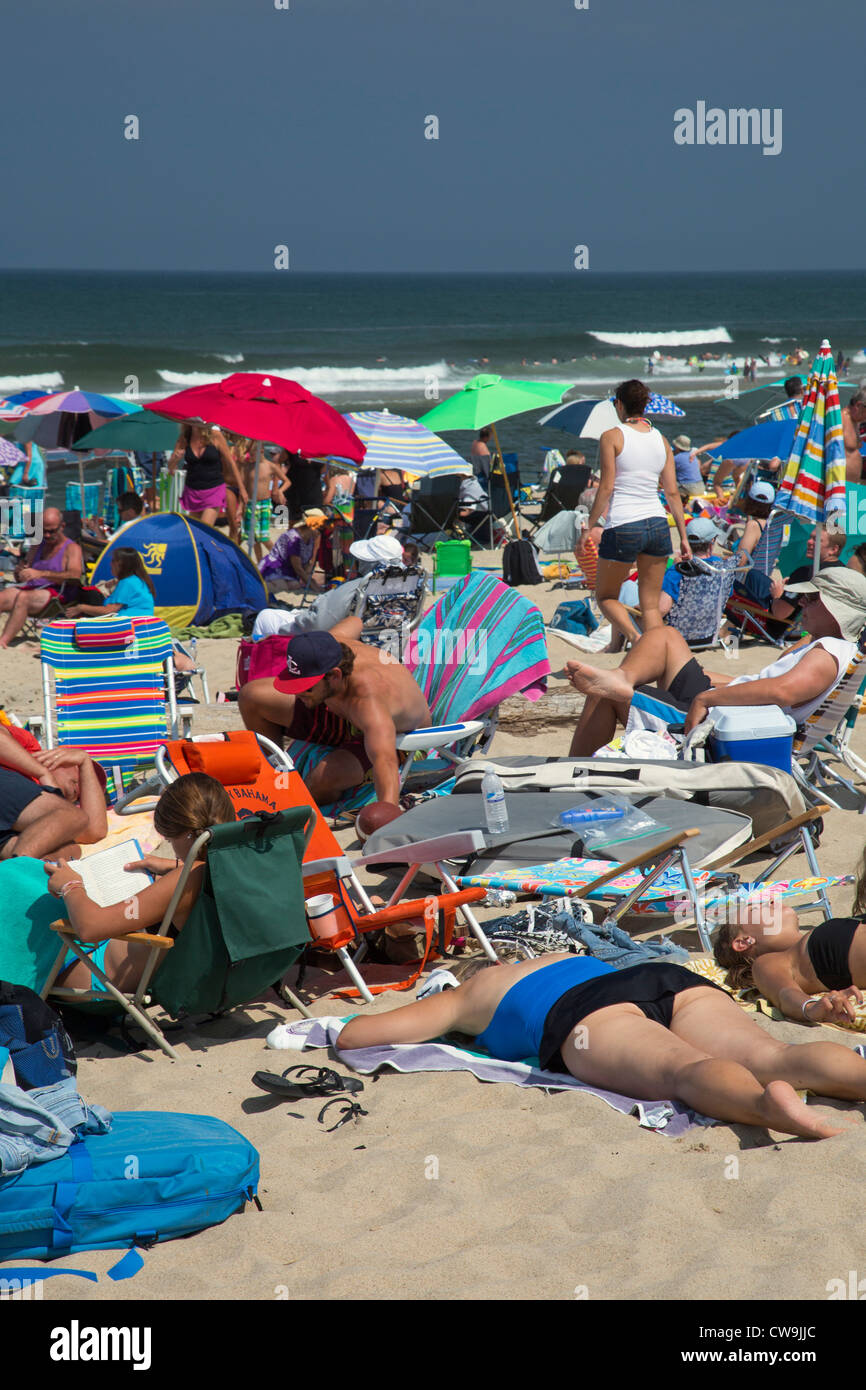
[274,632,343,694]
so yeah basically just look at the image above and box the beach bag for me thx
[502,539,542,587]
[236,634,292,688]
[0,982,76,1090]
[0,1111,260,1264]
[550,599,599,637]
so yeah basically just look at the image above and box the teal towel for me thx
[0,858,65,993]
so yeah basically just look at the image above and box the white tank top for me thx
[606,421,667,528]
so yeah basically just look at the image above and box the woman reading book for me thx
[44,773,235,994]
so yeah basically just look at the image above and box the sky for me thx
[2,0,863,274]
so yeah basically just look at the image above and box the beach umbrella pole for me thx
[490,422,521,540]
[247,441,262,556]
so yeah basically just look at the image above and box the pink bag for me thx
[236,635,292,689]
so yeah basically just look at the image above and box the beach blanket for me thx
[0,860,66,994]
[174,614,246,640]
[457,861,851,916]
[266,1016,713,1136]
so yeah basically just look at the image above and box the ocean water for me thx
[1,269,864,503]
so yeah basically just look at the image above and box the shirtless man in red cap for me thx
[238,618,431,804]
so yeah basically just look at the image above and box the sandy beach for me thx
[5,558,865,1304]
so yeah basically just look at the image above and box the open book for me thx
[70,839,154,909]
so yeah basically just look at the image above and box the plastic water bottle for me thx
[485,888,517,908]
[481,772,509,834]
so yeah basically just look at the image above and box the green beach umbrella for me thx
[419,374,571,535]
[72,408,179,452]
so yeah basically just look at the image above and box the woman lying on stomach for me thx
[44,773,235,995]
[338,942,866,1139]
[714,896,866,1027]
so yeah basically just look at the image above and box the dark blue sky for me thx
[3,0,862,273]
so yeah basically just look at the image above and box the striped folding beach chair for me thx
[791,624,866,808]
[40,615,178,806]
[666,555,740,652]
[725,510,793,646]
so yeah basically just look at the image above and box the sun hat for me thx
[748,481,776,503]
[302,508,328,528]
[274,631,343,694]
[672,435,692,451]
[349,533,405,565]
[685,516,721,543]
[784,568,866,641]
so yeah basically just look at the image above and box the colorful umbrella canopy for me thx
[13,389,137,448]
[150,372,366,462]
[540,391,685,439]
[776,341,847,531]
[339,409,470,478]
[72,409,178,453]
[418,373,569,433]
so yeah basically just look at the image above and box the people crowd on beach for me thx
[7,367,866,1142]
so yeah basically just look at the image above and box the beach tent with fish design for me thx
[90,512,268,630]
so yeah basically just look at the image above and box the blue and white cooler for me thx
[707,704,796,773]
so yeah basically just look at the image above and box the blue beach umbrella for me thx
[706,419,798,462]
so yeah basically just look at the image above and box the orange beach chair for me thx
[153,731,493,1003]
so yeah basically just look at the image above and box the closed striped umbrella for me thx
[777,341,846,537]
[340,409,471,478]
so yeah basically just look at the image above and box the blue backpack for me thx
[550,599,599,636]
[0,1111,260,1268]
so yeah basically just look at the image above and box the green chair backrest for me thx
[434,539,472,578]
[153,806,313,1018]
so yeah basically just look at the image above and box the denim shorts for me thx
[598,516,672,564]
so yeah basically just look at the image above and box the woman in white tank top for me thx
[581,379,691,641]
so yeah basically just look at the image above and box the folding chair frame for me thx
[42,809,318,1058]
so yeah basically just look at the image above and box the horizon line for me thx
[1,265,865,278]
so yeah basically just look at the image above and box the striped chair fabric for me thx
[40,616,175,801]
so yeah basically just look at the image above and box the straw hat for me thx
[673,435,691,451]
[302,508,328,529]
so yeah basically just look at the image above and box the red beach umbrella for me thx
[150,373,366,462]
[150,373,366,554]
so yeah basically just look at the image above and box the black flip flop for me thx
[251,1064,365,1101]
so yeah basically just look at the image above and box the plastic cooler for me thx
[708,705,796,772]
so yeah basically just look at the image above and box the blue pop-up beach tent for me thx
[90,512,268,630]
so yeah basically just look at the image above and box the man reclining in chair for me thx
[0,727,108,860]
[565,568,866,757]
[238,620,431,805]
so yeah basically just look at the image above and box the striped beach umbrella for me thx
[777,341,846,550]
[340,409,471,478]
[541,391,684,440]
